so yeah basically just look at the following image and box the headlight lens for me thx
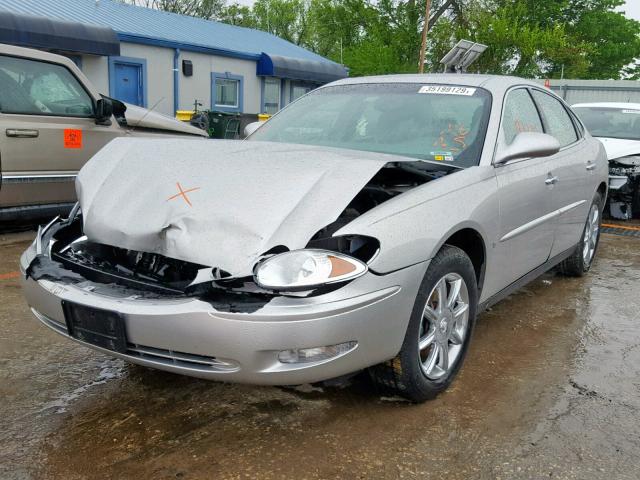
[254,249,367,290]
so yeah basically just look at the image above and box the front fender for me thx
[335,166,499,274]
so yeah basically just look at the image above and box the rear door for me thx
[0,54,121,209]
[529,89,592,257]
[494,88,556,282]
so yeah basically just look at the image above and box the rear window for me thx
[573,106,640,141]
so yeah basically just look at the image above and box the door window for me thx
[0,55,93,117]
[531,90,578,147]
[501,88,544,145]
[263,78,280,115]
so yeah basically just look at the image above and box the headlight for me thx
[254,249,367,291]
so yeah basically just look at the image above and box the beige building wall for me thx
[178,51,261,114]
[78,42,304,116]
[120,43,175,116]
[81,54,109,95]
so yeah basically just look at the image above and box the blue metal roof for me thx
[0,0,344,69]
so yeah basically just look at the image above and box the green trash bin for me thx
[208,111,241,139]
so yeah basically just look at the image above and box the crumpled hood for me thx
[596,137,640,162]
[76,138,393,277]
[124,103,207,137]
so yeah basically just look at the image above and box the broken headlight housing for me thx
[254,249,367,291]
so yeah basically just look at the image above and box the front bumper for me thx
[20,235,428,385]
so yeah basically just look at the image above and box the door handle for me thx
[545,175,559,185]
[6,128,39,138]
[586,161,596,171]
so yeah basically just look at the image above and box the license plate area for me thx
[62,301,127,353]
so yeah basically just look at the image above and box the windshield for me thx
[248,83,492,168]
[573,106,640,141]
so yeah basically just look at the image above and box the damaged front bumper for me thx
[20,218,428,385]
[608,163,640,220]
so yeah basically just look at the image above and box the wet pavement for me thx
[1,230,639,479]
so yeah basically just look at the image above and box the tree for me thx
[123,0,226,18]
[121,0,640,79]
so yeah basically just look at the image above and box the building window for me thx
[216,78,239,108]
[263,77,280,115]
[291,83,313,102]
[211,72,243,113]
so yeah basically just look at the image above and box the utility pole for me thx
[418,0,431,73]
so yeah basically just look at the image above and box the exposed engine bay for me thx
[27,161,448,302]
[608,156,640,220]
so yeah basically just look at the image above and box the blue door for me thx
[114,63,143,106]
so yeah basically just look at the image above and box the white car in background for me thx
[573,102,640,219]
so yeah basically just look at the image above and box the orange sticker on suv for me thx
[64,129,82,149]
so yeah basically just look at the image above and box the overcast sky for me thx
[623,0,640,20]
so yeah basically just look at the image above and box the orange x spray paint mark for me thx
[166,182,200,207]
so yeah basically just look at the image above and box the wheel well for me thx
[443,228,486,292]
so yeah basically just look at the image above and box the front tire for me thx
[558,192,602,277]
[369,245,478,402]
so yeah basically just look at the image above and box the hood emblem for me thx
[166,182,200,207]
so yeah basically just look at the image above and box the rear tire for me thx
[558,192,602,277]
[369,245,478,403]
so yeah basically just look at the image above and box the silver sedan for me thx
[21,75,608,402]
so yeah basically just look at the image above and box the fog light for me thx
[278,341,357,364]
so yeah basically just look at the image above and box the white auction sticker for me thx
[622,109,640,115]
[418,85,476,96]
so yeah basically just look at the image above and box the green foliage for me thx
[123,0,640,79]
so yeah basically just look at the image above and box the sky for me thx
[623,0,640,20]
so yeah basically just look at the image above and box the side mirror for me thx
[95,97,114,125]
[494,132,560,165]
[244,121,262,137]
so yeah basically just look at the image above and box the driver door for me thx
[494,88,557,283]
[0,54,120,209]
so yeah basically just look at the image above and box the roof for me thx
[572,102,640,109]
[537,79,640,88]
[0,0,342,68]
[329,73,543,92]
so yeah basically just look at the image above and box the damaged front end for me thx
[20,197,432,385]
[607,156,640,220]
[25,158,445,309]
[26,208,274,313]
[20,146,453,383]
[25,207,381,311]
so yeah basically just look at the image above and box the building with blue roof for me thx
[0,0,348,116]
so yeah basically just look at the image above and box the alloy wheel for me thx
[582,204,599,267]
[418,273,470,380]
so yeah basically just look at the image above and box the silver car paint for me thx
[20,74,608,384]
[337,77,608,302]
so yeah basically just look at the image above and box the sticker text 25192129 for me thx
[418,86,476,96]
